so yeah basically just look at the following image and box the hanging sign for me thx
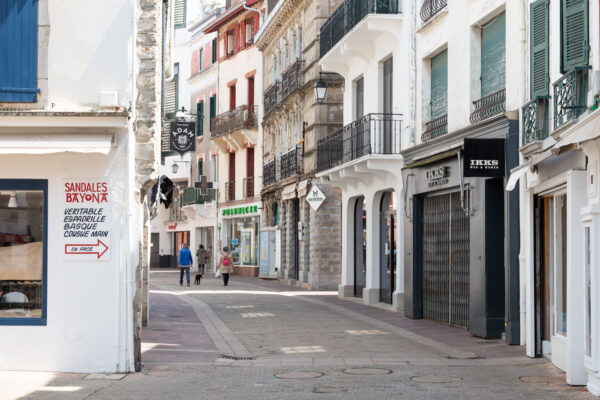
[170,121,196,155]
[463,138,505,177]
[306,185,326,211]
[62,179,111,261]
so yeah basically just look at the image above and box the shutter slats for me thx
[0,0,38,103]
[530,0,549,97]
[164,78,177,115]
[561,0,588,70]
[174,0,186,27]
[480,12,506,97]
[430,50,448,119]
[197,101,204,137]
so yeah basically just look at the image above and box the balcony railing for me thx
[469,89,506,124]
[521,96,550,147]
[182,187,216,205]
[211,105,258,137]
[264,81,280,116]
[420,0,447,23]
[320,0,400,59]
[225,181,235,202]
[421,114,448,142]
[243,176,255,198]
[280,146,303,180]
[317,113,402,173]
[553,66,591,130]
[263,159,278,187]
[281,60,305,100]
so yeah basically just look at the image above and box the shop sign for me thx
[167,223,178,231]
[463,138,505,177]
[306,186,326,211]
[62,179,111,261]
[170,121,196,155]
[222,205,258,216]
[426,166,449,188]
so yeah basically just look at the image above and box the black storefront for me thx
[402,116,520,342]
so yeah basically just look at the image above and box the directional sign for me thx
[62,179,111,261]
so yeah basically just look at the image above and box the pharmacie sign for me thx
[62,179,110,261]
[222,205,258,216]
[463,138,505,177]
[306,186,326,211]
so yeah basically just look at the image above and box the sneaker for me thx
[187,284,190,287]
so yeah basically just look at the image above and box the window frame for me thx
[0,179,48,326]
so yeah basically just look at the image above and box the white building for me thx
[511,0,600,391]
[0,0,162,372]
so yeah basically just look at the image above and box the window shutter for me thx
[164,69,178,116]
[530,0,549,97]
[240,20,246,49]
[174,0,186,28]
[480,12,506,97]
[191,49,199,75]
[198,159,204,176]
[234,27,240,53]
[430,50,448,119]
[209,95,216,131]
[253,13,260,36]
[212,38,217,63]
[0,0,39,103]
[561,0,588,71]
[197,102,204,137]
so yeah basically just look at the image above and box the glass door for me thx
[354,197,366,298]
[380,192,396,304]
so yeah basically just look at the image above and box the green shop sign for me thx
[222,205,258,216]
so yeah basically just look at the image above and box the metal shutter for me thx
[561,0,588,71]
[480,12,506,97]
[174,0,186,28]
[530,0,550,97]
[430,50,448,119]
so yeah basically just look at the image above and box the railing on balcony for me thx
[521,96,550,147]
[264,81,281,116]
[243,176,255,198]
[281,60,305,100]
[224,181,235,202]
[263,159,277,187]
[553,66,591,130]
[469,89,506,124]
[320,0,400,59]
[211,105,258,137]
[420,0,447,23]
[280,146,303,180]
[421,114,448,142]
[182,187,216,205]
[317,113,402,173]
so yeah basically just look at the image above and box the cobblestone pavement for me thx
[3,271,594,400]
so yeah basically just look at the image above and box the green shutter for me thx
[561,0,588,71]
[430,50,448,119]
[209,95,216,131]
[197,102,204,136]
[481,12,506,97]
[174,0,186,28]
[198,159,204,176]
[531,0,550,97]
[212,38,217,63]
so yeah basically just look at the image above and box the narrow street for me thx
[2,271,592,400]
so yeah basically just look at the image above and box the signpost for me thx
[62,179,111,261]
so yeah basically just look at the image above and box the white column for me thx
[364,191,380,305]
[339,192,354,298]
[394,184,405,311]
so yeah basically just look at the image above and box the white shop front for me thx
[218,202,261,276]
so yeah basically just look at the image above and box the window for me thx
[561,0,589,73]
[298,28,303,60]
[554,193,567,337]
[212,38,217,63]
[197,101,204,137]
[227,31,235,56]
[210,154,217,183]
[0,180,47,325]
[199,48,204,71]
[229,85,236,111]
[480,12,506,97]
[0,0,39,102]
[430,50,448,119]
[246,18,254,45]
[355,77,364,119]
[209,95,216,131]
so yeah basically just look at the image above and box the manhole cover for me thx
[343,368,392,375]
[411,375,463,383]
[274,371,323,379]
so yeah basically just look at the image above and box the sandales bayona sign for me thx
[306,185,326,211]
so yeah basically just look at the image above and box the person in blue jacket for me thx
[178,243,193,287]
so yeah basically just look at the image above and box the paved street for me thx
[2,271,593,400]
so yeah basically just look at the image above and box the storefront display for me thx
[224,216,259,266]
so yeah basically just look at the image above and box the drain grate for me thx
[219,354,256,361]
[343,368,393,376]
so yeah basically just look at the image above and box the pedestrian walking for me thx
[219,246,234,286]
[178,243,193,287]
[196,244,207,275]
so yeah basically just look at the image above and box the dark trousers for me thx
[198,264,205,275]
[179,266,190,285]
[223,273,230,286]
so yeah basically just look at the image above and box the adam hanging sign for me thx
[170,121,196,155]
[62,179,111,261]
[463,138,505,177]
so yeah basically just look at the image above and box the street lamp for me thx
[176,106,188,120]
[172,159,191,174]
[314,72,343,104]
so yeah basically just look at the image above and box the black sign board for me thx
[170,121,196,155]
[463,138,505,177]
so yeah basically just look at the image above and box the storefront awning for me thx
[281,183,297,200]
[554,111,600,148]
[0,133,114,154]
[506,163,530,191]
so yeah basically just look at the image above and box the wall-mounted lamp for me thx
[313,72,343,104]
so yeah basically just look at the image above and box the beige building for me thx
[255,0,344,289]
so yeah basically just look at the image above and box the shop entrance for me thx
[380,191,396,304]
[354,197,366,298]
[150,233,159,269]
[534,191,568,362]
[290,198,300,281]
[173,231,190,267]
[421,191,470,327]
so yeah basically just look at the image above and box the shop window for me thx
[0,180,47,325]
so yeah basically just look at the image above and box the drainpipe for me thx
[243,1,264,24]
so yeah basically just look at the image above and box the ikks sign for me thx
[463,138,505,177]
[170,121,196,155]
[62,179,111,261]
[426,166,449,188]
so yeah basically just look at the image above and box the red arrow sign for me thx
[64,240,109,259]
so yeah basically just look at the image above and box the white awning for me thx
[0,133,114,154]
[506,163,530,191]
[555,111,600,148]
[281,183,297,200]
